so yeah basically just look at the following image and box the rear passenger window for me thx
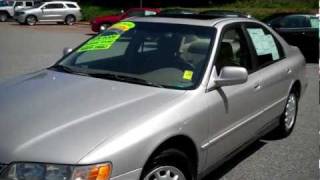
[26,2,33,7]
[280,15,309,28]
[246,25,284,68]
[45,3,64,9]
[66,4,77,8]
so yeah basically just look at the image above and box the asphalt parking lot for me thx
[0,22,318,180]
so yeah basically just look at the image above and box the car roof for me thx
[263,12,316,21]
[42,0,78,3]
[129,15,256,27]
[127,7,159,11]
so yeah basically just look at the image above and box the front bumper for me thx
[110,168,142,180]
[14,14,27,23]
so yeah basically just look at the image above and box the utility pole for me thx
[140,0,143,8]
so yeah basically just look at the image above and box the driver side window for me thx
[215,26,252,74]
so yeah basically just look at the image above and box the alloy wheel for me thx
[0,14,7,22]
[284,94,297,131]
[26,16,36,26]
[66,16,75,25]
[144,166,186,180]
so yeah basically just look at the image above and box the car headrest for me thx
[187,40,210,54]
[219,42,233,61]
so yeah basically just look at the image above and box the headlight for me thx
[0,162,112,180]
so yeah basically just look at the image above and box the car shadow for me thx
[85,33,97,36]
[202,140,266,180]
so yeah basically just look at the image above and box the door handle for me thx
[286,68,292,74]
[254,82,261,91]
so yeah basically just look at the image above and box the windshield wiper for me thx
[49,65,90,77]
[90,73,164,88]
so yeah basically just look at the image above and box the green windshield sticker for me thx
[109,21,136,32]
[77,22,135,52]
[77,34,120,52]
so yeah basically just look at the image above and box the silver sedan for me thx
[0,16,307,180]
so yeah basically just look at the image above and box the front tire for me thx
[275,93,298,137]
[0,13,8,22]
[141,149,195,180]
[25,15,37,26]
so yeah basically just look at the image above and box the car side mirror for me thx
[63,47,73,56]
[214,66,248,87]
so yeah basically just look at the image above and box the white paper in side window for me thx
[265,35,279,60]
[247,28,279,60]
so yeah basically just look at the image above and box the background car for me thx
[90,7,160,32]
[0,0,34,22]
[158,8,196,15]
[14,0,82,25]
[199,10,253,18]
[265,13,319,63]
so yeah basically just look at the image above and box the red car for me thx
[90,8,160,32]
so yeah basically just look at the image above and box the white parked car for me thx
[0,0,34,22]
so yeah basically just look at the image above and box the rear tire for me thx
[65,15,76,25]
[25,15,37,26]
[274,92,298,137]
[0,13,8,22]
[141,149,195,180]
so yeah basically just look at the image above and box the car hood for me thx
[0,70,185,164]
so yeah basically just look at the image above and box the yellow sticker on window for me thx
[77,34,120,52]
[109,21,136,32]
[183,70,193,80]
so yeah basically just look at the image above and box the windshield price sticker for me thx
[109,21,136,32]
[77,22,136,52]
[183,70,194,81]
[77,34,120,52]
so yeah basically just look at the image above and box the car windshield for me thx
[0,1,12,6]
[57,21,215,90]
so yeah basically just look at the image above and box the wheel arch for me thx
[0,10,10,16]
[140,134,199,179]
[289,80,301,100]
[26,14,38,21]
[66,14,76,21]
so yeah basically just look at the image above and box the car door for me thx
[205,23,260,169]
[271,15,308,46]
[42,3,65,21]
[305,15,319,61]
[243,22,292,133]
